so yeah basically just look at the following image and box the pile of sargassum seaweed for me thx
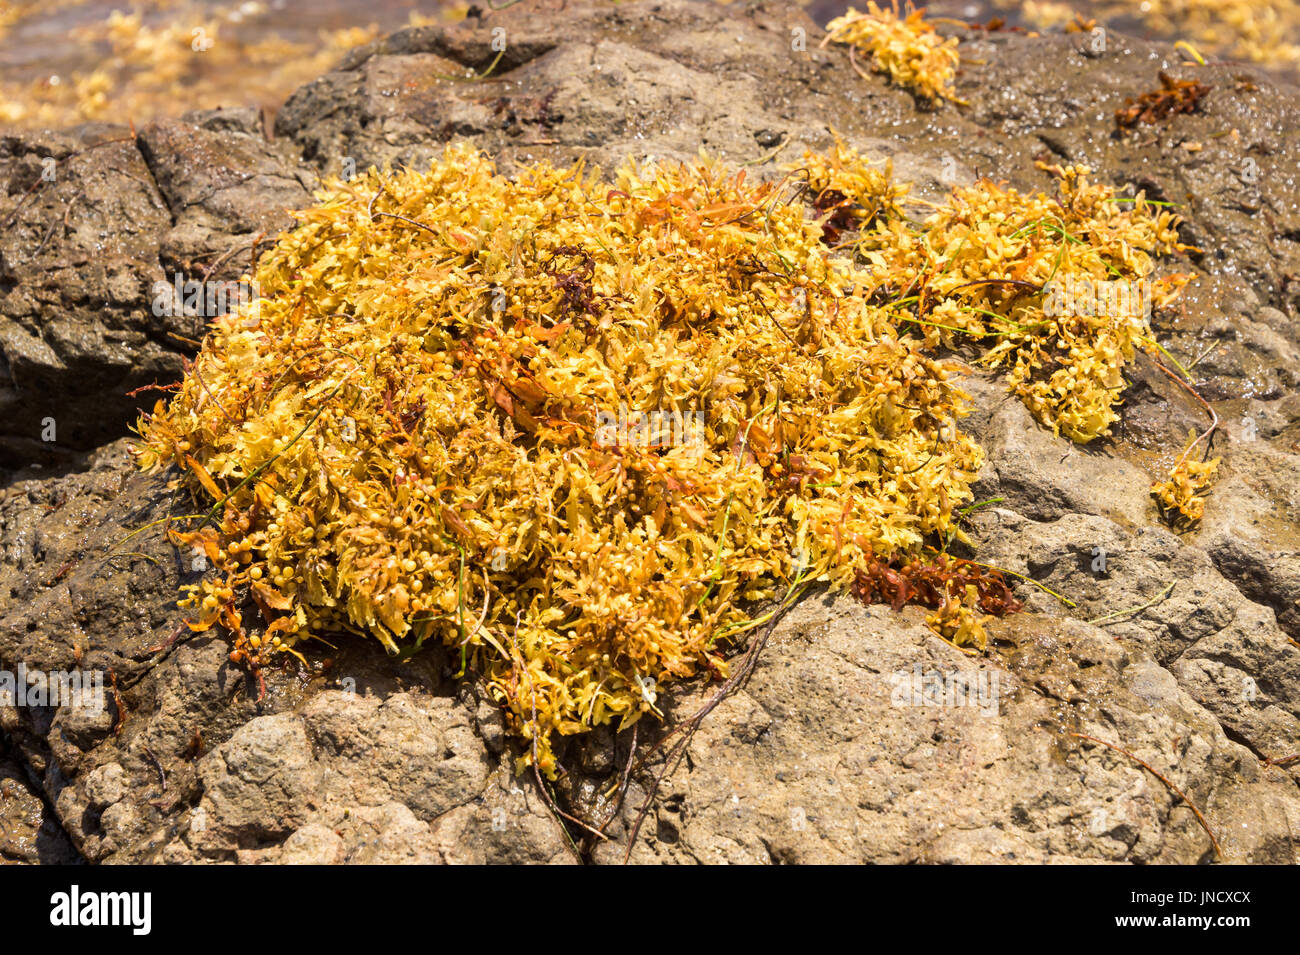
[134,135,1190,771]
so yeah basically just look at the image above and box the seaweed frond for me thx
[824,2,964,104]
[1152,430,1220,526]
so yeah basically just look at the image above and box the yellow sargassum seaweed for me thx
[1152,430,1220,525]
[861,162,1191,443]
[800,135,910,227]
[825,2,963,103]
[135,146,984,772]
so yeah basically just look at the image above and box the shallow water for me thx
[0,0,447,126]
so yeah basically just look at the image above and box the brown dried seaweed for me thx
[1115,71,1212,129]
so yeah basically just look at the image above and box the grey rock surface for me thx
[594,601,1298,864]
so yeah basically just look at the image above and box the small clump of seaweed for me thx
[1115,70,1212,129]
[1151,430,1221,525]
[823,2,963,104]
[852,551,1023,647]
[800,135,911,243]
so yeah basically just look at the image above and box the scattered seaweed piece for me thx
[1152,431,1220,525]
[823,2,963,104]
[852,551,1023,648]
[1115,71,1212,129]
[1146,355,1220,527]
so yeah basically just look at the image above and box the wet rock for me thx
[0,126,174,464]
[0,440,188,691]
[963,374,1154,527]
[1194,437,1300,640]
[136,116,313,285]
[971,509,1300,769]
[0,114,315,469]
[0,735,79,863]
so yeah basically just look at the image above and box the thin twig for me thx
[1087,582,1174,625]
[125,380,180,398]
[1,175,47,229]
[1070,731,1222,860]
[1146,353,1219,465]
[28,218,60,260]
[1186,337,1222,371]
[62,191,83,229]
[192,365,238,425]
[105,551,161,569]
[947,278,1042,295]
[847,44,873,82]
[368,173,441,237]
[623,585,804,862]
[199,239,252,284]
[107,513,207,557]
[752,291,807,355]
[372,210,441,237]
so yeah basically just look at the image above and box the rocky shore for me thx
[1,0,1297,863]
